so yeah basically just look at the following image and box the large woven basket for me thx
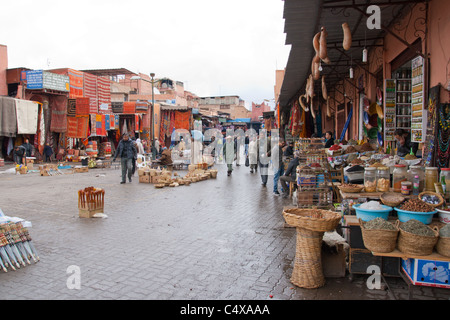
[282,208,341,232]
[397,225,439,256]
[290,228,325,289]
[436,236,450,257]
[359,219,399,253]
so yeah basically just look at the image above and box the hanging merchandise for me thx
[291,100,301,136]
[437,103,450,169]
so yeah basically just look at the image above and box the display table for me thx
[339,189,414,200]
[344,215,449,299]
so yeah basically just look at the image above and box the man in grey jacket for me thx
[113,134,137,184]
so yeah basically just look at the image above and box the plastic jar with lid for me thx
[408,165,425,192]
[425,167,439,191]
[393,164,407,192]
[440,168,450,187]
[401,181,412,195]
[376,166,390,192]
[364,167,377,192]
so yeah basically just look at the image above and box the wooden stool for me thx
[289,181,296,197]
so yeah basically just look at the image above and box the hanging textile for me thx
[169,111,176,135]
[90,115,97,137]
[300,108,307,138]
[15,99,39,134]
[291,100,301,136]
[0,96,17,137]
[123,101,136,114]
[96,114,106,136]
[115,115,120,129]
[424,86,440,166]
[83,72,98,114]
[50,95,67,133]
[76,98,90,116]
[135,114,140,132]
[67,116,89,138]
[67,99,76,117]
[174,111,191,130]
[105,114,110,131]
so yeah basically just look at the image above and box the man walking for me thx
[113,133,137,184]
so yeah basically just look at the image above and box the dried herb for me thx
[400,219,435,237]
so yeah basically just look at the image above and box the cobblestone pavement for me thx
[0,163,449,302]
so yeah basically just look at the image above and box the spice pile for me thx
[345,146,357,154]
[400,219,435,237]
[404,154,417,160]
[360,142,373,152]
[360,201,384,211]
[329,145,342,151]
[364,217,396,230]
[351,158,364,165]
[399,199,434,212]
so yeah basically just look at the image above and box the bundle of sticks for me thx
[78,187,105,211]
[0,222,39,272]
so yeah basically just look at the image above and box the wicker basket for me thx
[290,228,326,289]
[282,208,342,232]
[419,191,444,208]
[397,225,439,256]
[359,219,399,253]
[436,236,450,257]
[380,192,405,207]
[338,184,364,193]
[210,170,218,178]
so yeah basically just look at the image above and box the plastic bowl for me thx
[436,208,450,224]
[353,204,392,221]
[394,207,437,225]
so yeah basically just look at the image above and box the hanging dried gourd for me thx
[342,22,352,50]
[319,26,328,60]
[312,60,320,80]
[310,98,316,119]
[308,74,315,100]
[312,32,321,64]
[321,76,327,100]
[299,94,309,112]
[326,96,332,118]
[305,77,311,103]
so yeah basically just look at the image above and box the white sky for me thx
[0,0,290,110]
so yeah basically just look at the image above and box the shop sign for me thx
[26,70,69,92]
[99,103,109,111]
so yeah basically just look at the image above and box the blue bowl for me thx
[394,207,437,224]
[353,204,393,221]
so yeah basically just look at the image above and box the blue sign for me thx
[26,70,44,89]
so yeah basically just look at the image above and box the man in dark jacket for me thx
[113,134,137,184]
[324,131,334,149]
[13,145,26,164]
[280,151,300,198]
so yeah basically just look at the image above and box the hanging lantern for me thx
[362,48,368,63]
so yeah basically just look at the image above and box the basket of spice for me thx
[436,224,450,257]
[380,192,405,207]
[394,198,437,224]
[397,219,439,256]
[359,218,399,253]
[338,183,364,193]
[419,191,444,209]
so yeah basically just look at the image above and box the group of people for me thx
[13,139,54,165]
[113,133,172,184]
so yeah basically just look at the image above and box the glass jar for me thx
[376,166,390,192]
[364,167,377,192]
[401,181,412,195]
[425,167,439,192]
[393,164,407,192]
[408,165,425,192]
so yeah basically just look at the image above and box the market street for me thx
[0,164,448,301]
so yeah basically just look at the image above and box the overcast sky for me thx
[0,0,290,110]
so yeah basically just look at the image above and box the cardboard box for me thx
[139,175,150,183]
[402,258,450,289]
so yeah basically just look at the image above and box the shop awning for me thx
[279,0,422,111]
[159,103,191,111]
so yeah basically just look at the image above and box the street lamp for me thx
[150,73,155,141]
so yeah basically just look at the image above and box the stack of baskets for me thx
[283,208,341,289]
